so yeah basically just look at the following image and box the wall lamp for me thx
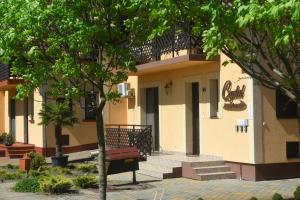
[165,80,173,95]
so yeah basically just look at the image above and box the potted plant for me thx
[0,132,8,144]
[4,133,14,146]
[39,100,78,167]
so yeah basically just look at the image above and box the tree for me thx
[0,1,136,199]
[39,100,78,167]
[130,0,300,133]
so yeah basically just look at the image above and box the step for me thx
[145,157,182,168]
[8,154,24,159]
[198,171,236,181]
[139,162,176,173]
[190,160,225,168]
[194,165,231,174]
[7,149,35,154]
[6,146,35,150]
[137,168,174,179]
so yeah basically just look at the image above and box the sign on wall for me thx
[222,80,247,111]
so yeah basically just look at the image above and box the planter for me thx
[51,155,69,167]
[19,155,31,172]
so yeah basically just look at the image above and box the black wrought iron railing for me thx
[0,63,11,81]
[105,124,152,160]
[130,29,203,65]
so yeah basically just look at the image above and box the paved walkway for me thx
[1,172,300,200]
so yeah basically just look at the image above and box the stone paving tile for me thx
[1,173,300,200]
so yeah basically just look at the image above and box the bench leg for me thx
[133,170,137,184]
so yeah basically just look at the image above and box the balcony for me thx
[130,30,219,75]
[0,63,22,90]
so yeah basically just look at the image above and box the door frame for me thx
[184,75,202,155]
[9,98,16,139]
[139,81,162,152]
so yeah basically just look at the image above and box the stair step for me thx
[190,160,225,167]
[137,168,174,179]
[198,171,236,181]
[146,157,182,168]
[8,154,24,159]
[7,149,35,154]
[6,146,35,150]
[194,165,231,174]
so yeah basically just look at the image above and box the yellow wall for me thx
[0,91,4,133]
[261,87,299,163]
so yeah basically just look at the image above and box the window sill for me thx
[210,116,220,119]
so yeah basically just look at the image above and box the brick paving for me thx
[1,172,300,200]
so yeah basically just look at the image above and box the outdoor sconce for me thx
[165,80,173,95]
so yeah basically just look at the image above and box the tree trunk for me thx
[55,124,62,157]
[298,102,300,135]
[96,109,107,200]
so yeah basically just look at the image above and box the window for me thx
[276,89,297,118]
[210,79,219,118]
[286,142,300,158]
[85,92,97,120]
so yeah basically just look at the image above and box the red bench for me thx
[106,147,139,184]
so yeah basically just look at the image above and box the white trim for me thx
[206,72,222,119]
[183,75,202,155]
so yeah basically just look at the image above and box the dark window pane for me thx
[286,142,299,158]
[85,92,97,120]
[276,89,297,118]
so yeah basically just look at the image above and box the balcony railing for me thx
[130,30,203,65]
[0,63,11,81]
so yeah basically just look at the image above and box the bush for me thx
[6,164,19,170]
[294,186,300,200]
[28,170,50,178]
[3,133,14,146]
[272,193,283,200]
[249,197,258,200]
[39,175,72,194]
[76,163,98,173]
[52,167,72,175]
[13,178,40,193]
[28,152,46,170]
[73,174,98,189]
[0,171,24,180]
[0,133,7,144]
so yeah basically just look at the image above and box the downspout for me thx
[42,92,48,157]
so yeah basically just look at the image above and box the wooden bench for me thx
[92,147,139,184]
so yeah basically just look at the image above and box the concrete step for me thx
[137,168,174,179]
[190,160,225,168]
[7,149,35,155]
[194,165,231,174]
[198,171,236,181]
[146,156,182,168]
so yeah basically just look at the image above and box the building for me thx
[0,31,299,181]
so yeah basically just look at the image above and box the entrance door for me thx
[192,82,200,155]
[9,99,16,139]
[146,87,159,151]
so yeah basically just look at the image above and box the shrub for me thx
[0,133,7,144]
[3,133,14,146]
[249,197,258,200]
[294,186,300,200]
[28,170,50,178]
[272,193,283,200]
[13,178,40,193]
[76,163,98,173]
[52,167,72,175]
[0,171,24,180]
[73,174,98,189]
[39,175,72,194]
[6,164,19,170]
[28,152,46,170]
[197,198,204,200]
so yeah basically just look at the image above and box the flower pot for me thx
[19,154,31,172]
[51,155,69,167]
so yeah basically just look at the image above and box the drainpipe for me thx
[41,86,48,157]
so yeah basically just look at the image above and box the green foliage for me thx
[0,132,7,144]
[6,164,19,170]
[197,198,204,200]
[272,193,283,200]
[3,133,14,146]
[39,175,72,194]
[249,197,258,200]
[28,170,50,178]
[13,178,40,193]
[28,152,46,170]
[75,163,98,173]
[73,174,98,189]
[294,186,300,200]
[51,167,72,175]
[0,171,24,180]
